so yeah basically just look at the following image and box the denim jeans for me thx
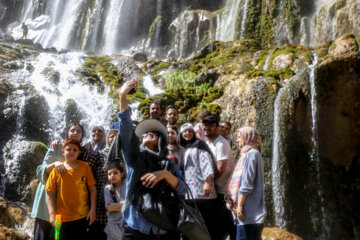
[236,224,263,240]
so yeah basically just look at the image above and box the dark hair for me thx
[220,121,232,130]
[67,123,85,142]
[197,110,211,121]
[108,162,126,203]
[150,101,161,107]
[167,125,179,135]
[178,128,196,147]
[62,138,82,151]
[166,105,178,113]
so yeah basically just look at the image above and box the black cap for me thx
[202,116,219,126]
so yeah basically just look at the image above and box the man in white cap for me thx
[107,80,187,240]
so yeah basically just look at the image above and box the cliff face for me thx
[2,0,359,58]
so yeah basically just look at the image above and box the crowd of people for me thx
[31,79,265,240]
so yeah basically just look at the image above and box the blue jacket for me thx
[109,109,187,234]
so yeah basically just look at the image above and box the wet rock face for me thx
[169,10,216,59]
[311,0,360,47]
[314,51,360,240]
[262,227,304,240]
[0,197,32,240]
[20,90,50,144]
[0,81,17,148]
[3,140,47,203]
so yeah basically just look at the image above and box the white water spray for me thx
[239,0,249,40]
[271,84,287,229]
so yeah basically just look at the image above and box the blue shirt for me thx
[117,109,187,234]
[238,149,266,225]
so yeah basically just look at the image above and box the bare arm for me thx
[215,159,228,180]
[46,191,57,227]
[140,170,179,189]
[87,185,97,225]
[237,194,247,221]
[118,80,137,112]
[106,201,124,212]
[202,175,213,196]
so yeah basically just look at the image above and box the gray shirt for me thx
[104,183,126,239]
[238,149,265,225]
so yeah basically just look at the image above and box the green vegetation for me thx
[148,16,162,39]
[148,61,172,75]
[139,70,222,122]
[78,55,146,102]
[188,40,259,74]
[213,1,228,15]
[246,68,294,80]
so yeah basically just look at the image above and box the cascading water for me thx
[216,0,242,41]
[271,83,287,229]
[262,51,272,71]
[239,0,248,40]
[5,52,114,140]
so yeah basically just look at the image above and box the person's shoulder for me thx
[214,135,230,147]
[104,184,112,191]
[246,149,261,159]
[78,160,90,168]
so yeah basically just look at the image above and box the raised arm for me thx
[118,79,137,112]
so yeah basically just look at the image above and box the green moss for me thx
[316,41,332,59]
[138,69,223,122]
[148,16,162,39]
[149,61,171,75]
[213,1,228,15]
[256,50,271,68]
[79,55,123,94]
[264,68,294,79]
[32,141,48,150]
[127,75,147,103]
[259,0,276,49]
[282,0,301,38]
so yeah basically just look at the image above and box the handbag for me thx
[133,160,180,231]
[177,184,211,240]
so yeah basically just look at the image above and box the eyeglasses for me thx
[142,131,160,137]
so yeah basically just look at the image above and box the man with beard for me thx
[203,116,236,240]
[165,106,179,127]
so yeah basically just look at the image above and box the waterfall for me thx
[308,51,330,239]
[239,0,248,40]
[5,52,114,139]
[271,83,287,229]
[143,75,163,97]
[309,52,318,151]
[102,0,124,54]
[262,51,272,71]
[216,0,242,41]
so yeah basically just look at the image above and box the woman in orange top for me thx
[46,138,97,240]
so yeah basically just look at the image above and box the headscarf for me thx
[85,125,106,153]
[226,127,262,210]
[106,129,119,148]
[178,122,216,171]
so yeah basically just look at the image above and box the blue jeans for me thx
[236,224,263,240]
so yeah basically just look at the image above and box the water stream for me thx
[271,82,287,229]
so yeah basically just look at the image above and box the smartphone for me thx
[126,76,137,94]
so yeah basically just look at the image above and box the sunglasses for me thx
[142,131,160,138]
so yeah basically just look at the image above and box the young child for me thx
[45,138,97,240]
[104,161,126,240]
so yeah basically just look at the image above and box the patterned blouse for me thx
[80,148,107,225]
[183,147,217,199]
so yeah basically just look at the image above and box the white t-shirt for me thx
[206,135,234,194]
